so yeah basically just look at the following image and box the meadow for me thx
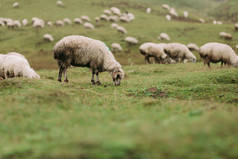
[0,0,238,158]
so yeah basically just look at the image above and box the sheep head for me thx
[111,67,124,86]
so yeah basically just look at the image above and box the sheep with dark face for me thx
[53,35,124,86]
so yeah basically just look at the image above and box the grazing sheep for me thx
[13,20,21,28]
[146,8,151,14]
[162,4,170,10]
[166,15,171,21]
[187,43,199,52]
[116,26,127,34]
[13,2,19,8]
[158,33,170,41]
[0,21,5,27]
[108,16,118,22]
[169,8,178,17]
[124,37,138,45]
[0,53,40,79]
[81,16,91,22]
[63,18,72,25]
[55,20,64,27]
[111,7,121,16]
[111,23,119,29]
[47,21,53,27]
[43,34,54,42]
[95,17,100,22]
[164,43,197,63]
[111,43,123,53]
[139,43,168,64]
[120,16,129,23]
[236,45,238,50]
[199,42,238,67]
[56,0,64,7]
[235,23,238,31]
[217,21,222,25]
[74,18,82,24]
[199,18,205,23]
[84,22,95,29]
[104,9,112,15]
[100,14,109,21]
[53,35,124,85]
[219,32,232,40]
[22,19,28,26]
[184,11,188,18]
[33,19,45,28]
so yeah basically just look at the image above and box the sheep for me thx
[0,21,5,27]
[158,33,170,41]
[53,35,124,86]
[169,8,178,17]
[63,18,72,25]
[124,37,138,45]
[84,22,95,30]
[111,7,121,16]
[100,14,109,21]
[146,8,151,14]
[111,23,119,29]
[47,21,53,27]
[33,19,45,28]
[236,45,238,50]
[55,20,64,27]
[13,2,19,8]
[22,19,28,26]
[166,15,171,21]
[187,43,199,52]
[13,20,21,28]
[235,23,238,31]
[120,16,129,23]
[104,9,112,15]
[219,32,232,40]
[162,4,170,10]
[139,43,168,64]
[56,0,64,7]
[199,18,205,23]
[0,53,40,79]
[95,17,100,23]
[164,43,197,63]
[199,42,238,67]
[116,26,127,34]
[74,18,82,24]
[81,16,91,22]
[111,43,123,53]
[184,11,188,18]
[43,34,54,42]
[108,16,118,22]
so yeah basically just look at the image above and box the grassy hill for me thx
[0,0,238,159]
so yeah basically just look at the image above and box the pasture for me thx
[0,0,238,158]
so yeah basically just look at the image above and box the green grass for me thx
[1,0,238,158]
[0,64,238,159]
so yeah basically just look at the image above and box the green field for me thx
[0,0,238,158]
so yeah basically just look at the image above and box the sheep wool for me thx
[116,26,127,34]
[110,7,121,16]
[63,18,72,25]
[43,34,54,42]
[74,18,82,24]
[22,19,28,26]
[162,4,170,10]
[81,16,91,22]
[199,42,238,67]
[13,2,19,8]
[166,15,171,21]
[159,33,170,41]
[219,32,232,40]
[187,43,199,52]
[84,22,95,30]
[146,8,151,14]
[235,23,238,31]
[53,35,124,86]
[184,11,188,18]
[125,37,138,45]
[111,43,123,52]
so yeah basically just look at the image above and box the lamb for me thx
[84,22,95,29]
[158,33,170,41]
[111,43,123,53]
[187,43,199,52]
[13,2,19,8]
[124,37,138,45]
[164,43,197,63]
[219,32,232,40]
[0,53,40,79]
[53,35,124,85]
[199,42,238,67]
[139,43,168,64]
[235,23,238,31]
[43,34,54,42]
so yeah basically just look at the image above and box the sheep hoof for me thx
[64,79,69,83]
[91,80,96,85]
[96,81,101,85]
[58,79,62,82]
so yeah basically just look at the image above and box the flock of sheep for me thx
[0,2,238,86]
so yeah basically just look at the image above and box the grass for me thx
[1,0,238,158]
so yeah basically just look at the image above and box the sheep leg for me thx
[95,71,101,85]
[58,66,64,82]
[145,56,151,64]
[91,71,96,85]
[220,61,224,68]
[63,67,68,82]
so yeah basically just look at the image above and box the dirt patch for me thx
[146,87,168,98]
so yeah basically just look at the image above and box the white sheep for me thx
[22,19,28,26]
[219,32,232,40]
[169,8,178,17]
[158,33,170,41]
[139,43,168,64]
[111,43,123,53]
[108,16,118,22]
[166,15,171,21]
[81,16,91,22]
[0,21,5,27]
[100,14,109,21]
[63,18,72,25]
[162,4,170,10]
[187,43,199,52]
[236,45,238,50]
[0,53,40,79]
[53,35,124,86]
[199,18,205,23]
[33,19,45,28]
[184,11,188,18]
[110,7,121,16]
[74,18,82,24]
[199,42,238,67]
[111,23,119,29]
[47,21,53,27]
[217,21,222,25]
[164,43,197,63]
[116,25,127,34]
[95,17,100,22]
[235,23,238,31]
[56,0,64,7]
[13,2,19,8]
[146,8,151,14]
[124,37,138,45]
[104,9,112,15]
[43,34,54,42]
[84,22,95,30]
[55,20,64,27]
